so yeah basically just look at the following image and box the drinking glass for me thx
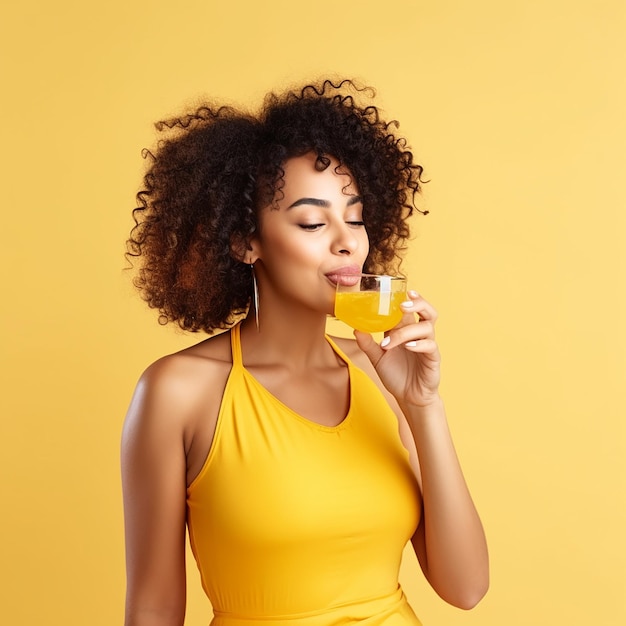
[334,274,407,333]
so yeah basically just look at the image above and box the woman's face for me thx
[250,153,369,316]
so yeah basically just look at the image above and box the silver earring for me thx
[250,263,259,331]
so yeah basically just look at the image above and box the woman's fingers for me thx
[354,329,385,364]
[381,320,435,350]
[380,290,438,351]
[400,290,438,322]
[402,338,438,353]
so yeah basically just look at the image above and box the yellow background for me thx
[1,1,624,624]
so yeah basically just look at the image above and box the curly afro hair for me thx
[126,79,427,333]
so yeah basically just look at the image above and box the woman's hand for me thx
[354,290,441,408]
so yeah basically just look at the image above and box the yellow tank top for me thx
[187,324,422,625]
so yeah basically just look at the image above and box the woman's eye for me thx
[347,221,365,227]
[299,224,324,231]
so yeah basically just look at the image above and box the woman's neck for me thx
[238,312,338,371]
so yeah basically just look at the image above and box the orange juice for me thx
[334,291,405,332]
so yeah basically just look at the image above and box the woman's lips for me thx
[325,266,362,286]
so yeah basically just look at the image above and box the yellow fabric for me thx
[187,324,422,625]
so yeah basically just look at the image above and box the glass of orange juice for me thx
[334,274,407,333]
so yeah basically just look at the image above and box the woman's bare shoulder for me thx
[127,330,233,431]
[146,329,231,379]
[122,330,236,487]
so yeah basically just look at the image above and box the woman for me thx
[122,79,489,626]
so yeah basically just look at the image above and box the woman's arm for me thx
[354,291,489,609]
[121,359,193,626]
[401,397,488,609]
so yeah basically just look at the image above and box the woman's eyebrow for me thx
[288,197,329,209]
[287,195,363,209]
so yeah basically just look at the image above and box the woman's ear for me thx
[230,235,259,265]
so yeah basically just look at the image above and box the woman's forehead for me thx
[279,154,359,197]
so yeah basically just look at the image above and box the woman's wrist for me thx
[399,395,449,437]
[400,393,444,415]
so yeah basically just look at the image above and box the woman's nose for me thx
[332,222,359,255]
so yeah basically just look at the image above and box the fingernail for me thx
[405,341,417,347]
[408,290,419,298]
[380,336,391,347]
[401,300,413,308]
